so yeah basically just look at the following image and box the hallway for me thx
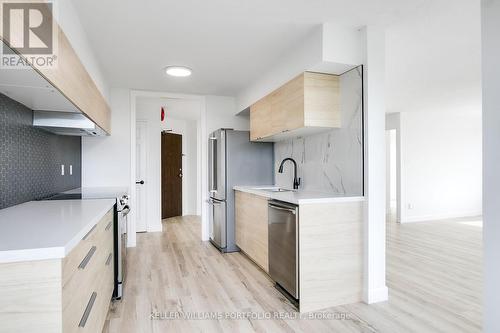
[104,215,481,333]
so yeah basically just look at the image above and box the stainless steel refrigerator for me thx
[208,129,274,252]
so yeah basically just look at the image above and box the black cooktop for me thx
[45,193,83,200]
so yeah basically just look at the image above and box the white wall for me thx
[398,110,482,222]
[481,0,500,331]
[362,26,388,304]
[321,23,363,67]
[58,1,109,102]
[82,88,133,247]
[206,95,249,132]
[184,120,199,215]
[82,88,130,187]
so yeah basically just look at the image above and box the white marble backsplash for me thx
[274,67,363,195]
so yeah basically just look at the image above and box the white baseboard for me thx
[126,236,136,248]
[401,211,482,223]
[147,223,163,233]
[363,286,389,304]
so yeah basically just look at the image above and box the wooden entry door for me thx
[161,132,183,218]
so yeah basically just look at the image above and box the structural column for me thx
[481,1,500,331]
[362,26,389,304]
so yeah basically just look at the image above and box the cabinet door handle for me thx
[105,221,113,231]
[105,253,112,266]
[79,292,97,328]
[78,246,97,270]
[82,225,97,240]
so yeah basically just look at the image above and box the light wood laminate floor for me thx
[103,215,482,333]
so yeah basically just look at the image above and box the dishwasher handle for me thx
[269,203,297,214]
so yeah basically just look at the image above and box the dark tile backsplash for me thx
[0,93,81,209]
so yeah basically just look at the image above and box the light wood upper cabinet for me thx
[250,72,340,141]
[0,4,111,134]
[37,29,111,134]
[250,97,273,140]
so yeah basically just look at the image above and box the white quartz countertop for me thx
[233,185,365,204]
[63,186,129,198]
[0,199,116,263]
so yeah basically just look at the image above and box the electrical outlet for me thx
[70,165,73,175]
[61,164,65,176]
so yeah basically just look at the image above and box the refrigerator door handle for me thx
[209,136,218,193]
[207,199,222,205]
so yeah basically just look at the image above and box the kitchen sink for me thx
[261,188,293,193]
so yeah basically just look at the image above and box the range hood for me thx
[33,111,107,136]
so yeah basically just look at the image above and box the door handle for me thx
[136,180,145,185]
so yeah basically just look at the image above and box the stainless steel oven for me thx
[114,196,130,300]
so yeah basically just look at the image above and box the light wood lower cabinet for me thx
[298,201,363,312]
[234,190,364,313]
[62,209,114,333]
[0,208,114,333]
[234,191,269,273]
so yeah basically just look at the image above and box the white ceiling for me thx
[385,0,481,114]
[72,0,431,96]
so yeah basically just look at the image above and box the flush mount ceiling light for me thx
[165,66,192,77]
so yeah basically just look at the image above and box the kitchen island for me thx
[234,186,364,313]
[0,199,116,333]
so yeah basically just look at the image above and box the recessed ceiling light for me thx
[165,66,192,77]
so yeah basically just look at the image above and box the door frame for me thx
[129,90,207,247]
[135,119,148,232]
[385,113,404,223]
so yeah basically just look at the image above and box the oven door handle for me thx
[121,205,130,215]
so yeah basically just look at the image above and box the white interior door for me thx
[136,121,147,232]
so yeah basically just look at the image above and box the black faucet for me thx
[278,158,301,190]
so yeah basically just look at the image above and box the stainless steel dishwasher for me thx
[268,200,299,301]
